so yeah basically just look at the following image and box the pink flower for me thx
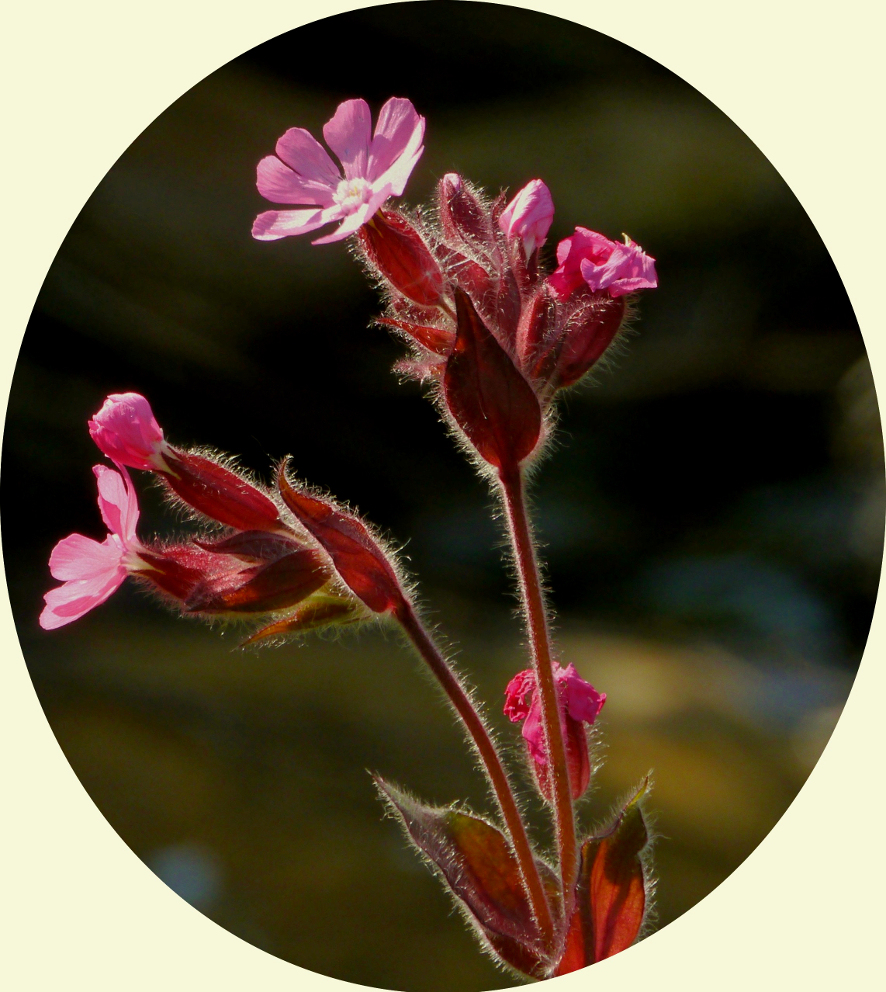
[88,393,168,472]
[548,228,657,300]
[253,97,425,245]
[498,179,555,257]
[40,466,144,629]
[504,663,606,801]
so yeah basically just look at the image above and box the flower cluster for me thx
[42,393,410,639]
[253,98,655,478]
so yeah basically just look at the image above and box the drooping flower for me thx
[90,393,282,532]
[40,465,144,629]
[498,179,555,258]
[504,663,606,801]
[253,97,425,245]
[548,228,657,300]
[89,392,169,471]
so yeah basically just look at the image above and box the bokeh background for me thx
[3,3,882,990]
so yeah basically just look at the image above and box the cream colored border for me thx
[2,2,883,989]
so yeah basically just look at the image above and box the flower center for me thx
[333,177,373,215]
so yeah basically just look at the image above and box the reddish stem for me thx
[498,465,578,894]
[395,601,555,945]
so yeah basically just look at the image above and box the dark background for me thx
[3,3,881,990]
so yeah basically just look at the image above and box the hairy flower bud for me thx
[437,173,495,252]
[359,209,445,307]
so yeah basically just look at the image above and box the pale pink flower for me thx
[548,228,657,299]
[498,179,555,257]
[504,662,606,801]
[253,97,425,245]
[88,392,168,472]
[40,466,144,630]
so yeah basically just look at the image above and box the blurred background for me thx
[3,3,882,990]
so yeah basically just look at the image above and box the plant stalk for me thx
[396,601,555,944]
[498,465,578,893]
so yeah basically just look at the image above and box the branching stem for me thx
[395,601,555,944]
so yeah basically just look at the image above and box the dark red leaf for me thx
[376,777,550,978]
[184,548,328,614]
[360,210,444,307]
[276,465,405,615]
[553,779,651,975]
[162,451,281,532]
[443,289,542,471]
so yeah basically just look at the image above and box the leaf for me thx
[554,778,652,976]
[443,289,542,471]
[375,777,550,978]
[277,464,405,614]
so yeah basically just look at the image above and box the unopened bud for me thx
[359,209,444,307]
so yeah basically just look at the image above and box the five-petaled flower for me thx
[40,465,146,630]
[504,663,606,801]
[548,228,657,300]
[253,97,425,245]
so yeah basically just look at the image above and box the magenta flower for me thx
[253,97,425,245]
[498,179,555,257]
[548,228,657,300]
[40,466,144,630]
[504,663,606,801]
[88,392,168,472]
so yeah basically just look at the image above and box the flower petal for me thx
[256,155,336,207]
[93,465,139,542]
[274,127,340,186]
[252,207,338,241]
[40,565,127,629]
[323,98,372,181]
[368,97,425,183]
[372,143,424,199]
[48,532,125,581]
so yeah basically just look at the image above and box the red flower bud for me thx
[359,209,444,307]
[437,173,495,253]
[277,463,407,615]
[162,450,282,532]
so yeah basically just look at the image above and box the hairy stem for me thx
[396,601,555,944]
[498,465,578,894]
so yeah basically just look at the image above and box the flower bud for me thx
[437,173,494,251]
[498,180,554,258]
[504,663,605,802]
[359,209,444,307]
[89,393,168,472]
